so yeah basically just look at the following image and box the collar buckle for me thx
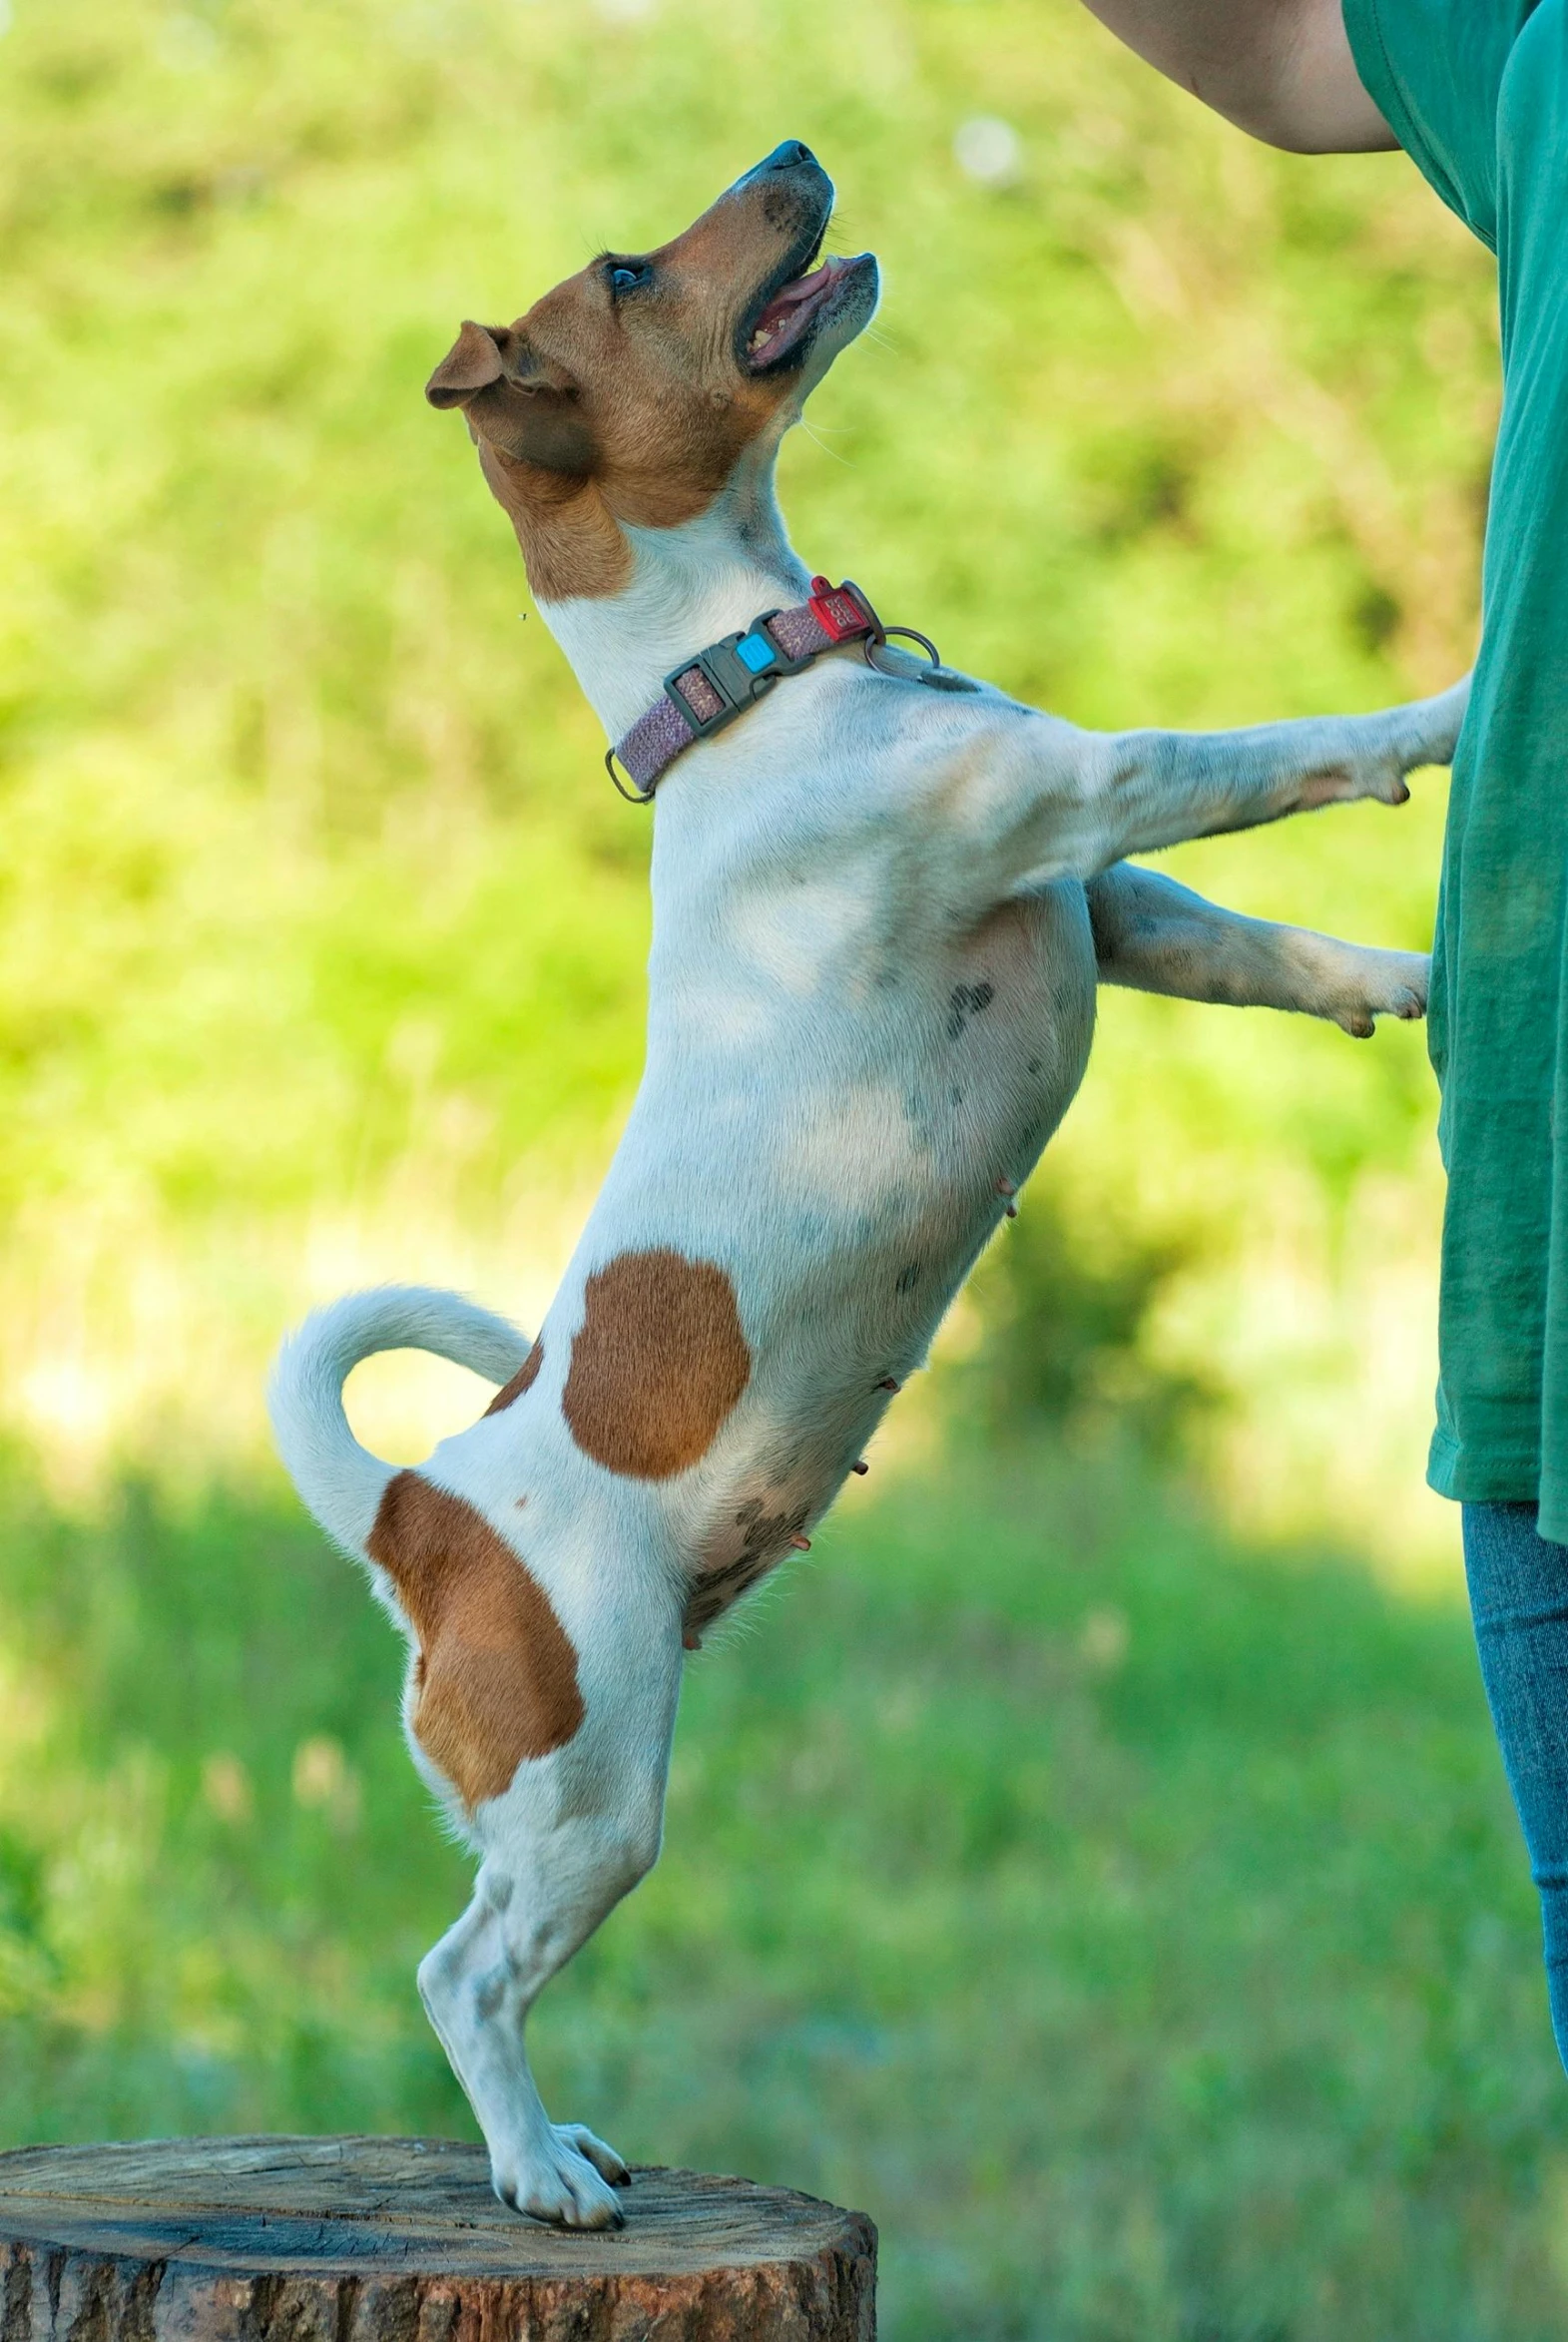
[663,614,811,740]
[611,577,940,804]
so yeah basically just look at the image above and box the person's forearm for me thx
[1077,0,1396,153]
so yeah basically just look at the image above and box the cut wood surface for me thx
[0,2135,876,2342]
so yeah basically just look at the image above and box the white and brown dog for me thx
[269,143,1465,2228]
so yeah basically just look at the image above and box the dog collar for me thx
[605,577,940,803]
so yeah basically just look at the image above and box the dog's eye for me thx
[608,261,652,297]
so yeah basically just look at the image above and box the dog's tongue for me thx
[750,258,834,351]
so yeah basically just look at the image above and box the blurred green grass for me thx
[3,1450,1566,2338]
[0,0,1545,2333]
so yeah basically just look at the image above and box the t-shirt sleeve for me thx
[1340,0,1536,249]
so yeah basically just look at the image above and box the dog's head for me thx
[425,143,877,598]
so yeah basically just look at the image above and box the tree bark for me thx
[0,2135,875,2342]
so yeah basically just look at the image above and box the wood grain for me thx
[0,2135,875,2342]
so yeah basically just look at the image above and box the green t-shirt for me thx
[1342,0,1568,1534]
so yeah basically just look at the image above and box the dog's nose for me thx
[756,140,816,174]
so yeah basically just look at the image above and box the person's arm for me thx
[1077,0,1397,152]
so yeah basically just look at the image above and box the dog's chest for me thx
[507,780,1099,1629]
[652,854,1097,1194]
[628,872,1097,1621]
[902,890,1089,1164]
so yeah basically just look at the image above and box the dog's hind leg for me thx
[418,1767,668,2229]
[1086,863,1427,1036]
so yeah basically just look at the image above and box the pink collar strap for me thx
[605,577,939,803]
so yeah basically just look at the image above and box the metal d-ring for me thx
[864,624,943,676]
[605,747,656,806]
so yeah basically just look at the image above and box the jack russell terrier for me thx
[269,142,1466,2228]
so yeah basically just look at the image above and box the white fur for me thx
[267,1285,531,1556]
[270,250,1468,2232]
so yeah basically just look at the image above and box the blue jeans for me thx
[1462,1500,1568,2068]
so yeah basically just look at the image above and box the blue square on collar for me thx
[736,631,778,673]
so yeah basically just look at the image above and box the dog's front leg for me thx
[1086,863,1428,1035]
[418,1795,664,2229]
[943,677,1467,897]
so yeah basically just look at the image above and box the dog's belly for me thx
[602,879,1099,1624]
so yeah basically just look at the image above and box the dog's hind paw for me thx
[491,2128,629,2228]
[554,2121,631,2187]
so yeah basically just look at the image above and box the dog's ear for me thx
[426,320,595,477]
[425,318,509,406]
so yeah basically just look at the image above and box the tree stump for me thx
[0,2136,875,2342]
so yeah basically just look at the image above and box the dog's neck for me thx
[535,454,813,745]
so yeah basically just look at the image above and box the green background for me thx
[4,0,1555,2332]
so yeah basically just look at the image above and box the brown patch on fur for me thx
[426,165,828,600]
[564,1248,751,1478]
[476,442,635,601]
[367,1471,584,1808]
[483,1338,543,1418]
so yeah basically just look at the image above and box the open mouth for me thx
[743,253,859,373]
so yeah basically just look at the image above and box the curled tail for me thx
[267,1285,531,1555]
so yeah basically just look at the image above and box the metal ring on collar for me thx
[605,747,656,805]
[864,624,942,676]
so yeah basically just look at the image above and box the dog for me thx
[268,142,1466,2228]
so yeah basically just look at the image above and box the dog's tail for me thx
[267,1285,532,1555]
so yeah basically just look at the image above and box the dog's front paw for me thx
[491,2127,628,2228]
[1341,676,1471,808]
[1352,760,1413,808]
[1332,946,1429,1038]
[1396,674,1471,776]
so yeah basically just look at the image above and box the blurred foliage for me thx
[955,1184,1212,1453]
